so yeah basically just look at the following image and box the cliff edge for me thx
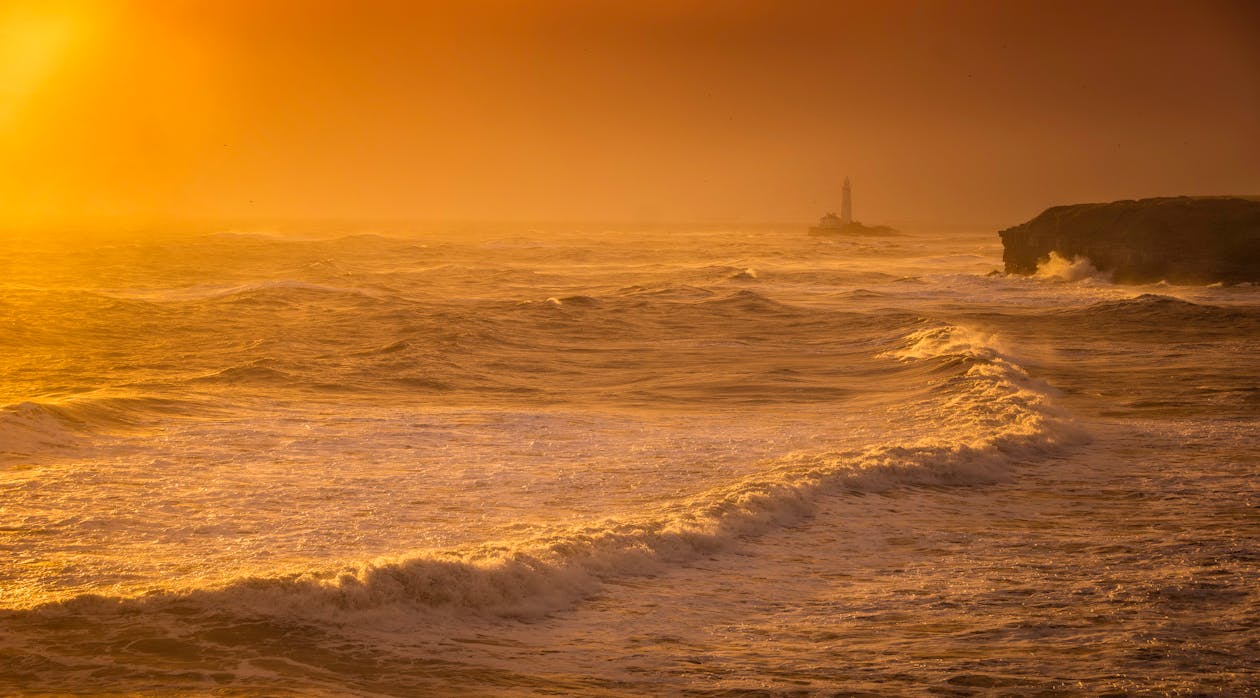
[999,197,1260,284]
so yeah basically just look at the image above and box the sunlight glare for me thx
[0,4,84,126]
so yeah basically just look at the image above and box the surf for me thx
[11,325,1083,624]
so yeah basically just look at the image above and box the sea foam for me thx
[1034,251,1109,282]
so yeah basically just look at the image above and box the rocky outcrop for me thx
[999,197,1260,284]
[808,221,899,237]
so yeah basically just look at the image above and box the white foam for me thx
[1034,251,1110,282]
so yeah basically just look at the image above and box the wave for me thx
[670,263,760,282]
[0,401,87,454]
[203,230,301,242]
[838,288,892,300]
[0,395,196,455]
[164,280,379,304]
[203,231,402,246]
[292,257,359,277]
[543,295,601,307]
[1074,294,1260,325]
[614,284,715,301]
[696,289,799,314]
[352,339,413,356]
[18,326,1083,623]
[517,287,798,316]
[187,360,295,385]
[325,232,404,246]
[1082,293,1203,316]
[1033,252,1110,282]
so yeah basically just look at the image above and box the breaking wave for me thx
[1034,251,1109,282]
[20,326,1083,623]
[542,294,601,307]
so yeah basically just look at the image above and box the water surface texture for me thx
[1,227,1257,695]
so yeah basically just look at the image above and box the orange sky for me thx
[1,0,1257,227]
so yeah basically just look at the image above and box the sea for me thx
[1,224,1257,695]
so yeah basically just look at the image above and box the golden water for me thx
[1,226,1257,694]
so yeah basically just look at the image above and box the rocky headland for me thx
[999,196,1260,284]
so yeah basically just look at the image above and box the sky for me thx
[1,0,1257,227]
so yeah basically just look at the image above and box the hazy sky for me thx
[2,0,1257,227]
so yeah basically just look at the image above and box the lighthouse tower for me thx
[840,177,852,225]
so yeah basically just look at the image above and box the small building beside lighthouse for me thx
[810,176,854,232]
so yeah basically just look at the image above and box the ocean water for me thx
[1,225,1257,695]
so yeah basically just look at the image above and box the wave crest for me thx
[0,401,87,454]
[1066,295,1260,330]
[0,395,193,456]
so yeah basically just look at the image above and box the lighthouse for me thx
[840,177,852,225]
[809,177,894,235]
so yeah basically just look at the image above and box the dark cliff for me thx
[999,197,1260,284]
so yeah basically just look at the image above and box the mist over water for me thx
[1,226,1257,695]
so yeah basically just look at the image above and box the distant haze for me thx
[2,0,1257,228]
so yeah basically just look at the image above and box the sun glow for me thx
[0,3,85,126]
[0,2,227,228]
